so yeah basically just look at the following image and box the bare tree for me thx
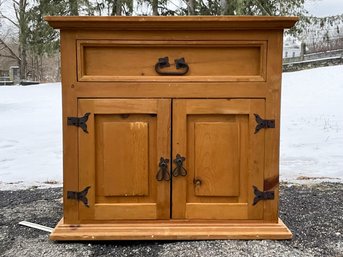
[152,0,158,15]
[0,0,30,80]
[187,0,195,15]
[0,35,19,61]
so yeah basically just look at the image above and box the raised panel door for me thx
[78,99,171,222]
[172,99,265,220]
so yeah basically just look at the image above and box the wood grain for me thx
[77,40,264,82]
[50,218,292,240]
[60,30,79,224]
[51,16,295,239]
[102,122,149,196]
[78,99,170,221]
[173,99,265,220]
[45,16,298,30]
[263,31,284,222]
[194,121,239,197]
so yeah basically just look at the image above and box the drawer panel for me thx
[77,40,267,82]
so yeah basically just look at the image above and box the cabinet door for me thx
[172,99,265,220]
[78,99,171,222]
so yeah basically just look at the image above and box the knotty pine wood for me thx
[44,16,298,30]
[172,99,265,220]
[263,31,284,222]
[45,16,298,240]
[78,99,170,221]
[50,218,292,240]
[77,40,265,82]
[60,31,79,224]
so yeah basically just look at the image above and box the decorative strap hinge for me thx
[67,112,91,133]
[67,186,91,207]
[254,114,275,134]
[253,186,274,205]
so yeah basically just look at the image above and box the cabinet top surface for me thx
[45,16,298,30]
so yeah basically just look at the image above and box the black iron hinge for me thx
[253,186,275,205]
[254,114,275,134]
[67,186,91,207]
[67,112,90,133]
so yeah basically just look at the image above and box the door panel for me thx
[172,99,265,220]
[194,120,239,197]
[102,121,149,196]
[78,99,171,222]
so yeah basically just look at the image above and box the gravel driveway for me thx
[0,182,342,257]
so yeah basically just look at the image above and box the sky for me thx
[0,0,342,20]
[305,0,343,17]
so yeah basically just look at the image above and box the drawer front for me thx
[77,40,267,82]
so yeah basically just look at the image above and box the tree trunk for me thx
[116,0,122,16]
[235,0,244,15]
[152,0,158,15]
[18,0,28,80]
[188,0,195,15]
[39,54,43,82]
[110,0,122,16]
[220,0,227,15]
[69,0,79,15]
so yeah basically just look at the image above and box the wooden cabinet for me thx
[46,16,298,240]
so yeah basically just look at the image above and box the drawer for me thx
[77,40,267,82]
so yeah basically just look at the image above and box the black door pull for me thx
[156,157,170,181]
[155,57,189,76]
[172,154,187,177]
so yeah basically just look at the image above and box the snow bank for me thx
[0,83,62,188]
[281,65,343,181]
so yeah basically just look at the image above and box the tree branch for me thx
[0,39,20,60]
[0,13,19,28]
[255,0,272,16]
[0,53,18,59]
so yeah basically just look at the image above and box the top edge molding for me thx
[44,16,298,30]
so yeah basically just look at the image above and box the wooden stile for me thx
[45,16,298,240]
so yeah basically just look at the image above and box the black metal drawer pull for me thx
[155,57,189,76]
[172,154,187,177]
[156,157,170,181]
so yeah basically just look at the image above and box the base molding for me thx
[50,218,292,240]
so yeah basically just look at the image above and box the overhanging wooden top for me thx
[45,16,298,30]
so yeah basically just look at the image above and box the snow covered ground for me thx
[0,65,342,189]
[0,83,62,189]
[280,65,343,182]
